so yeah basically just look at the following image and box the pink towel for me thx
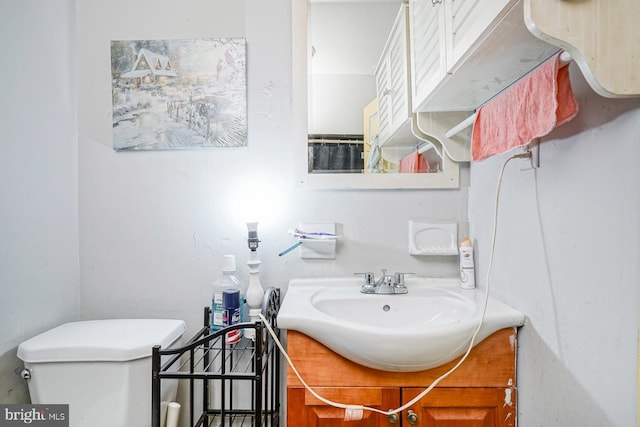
[471,52,579,162]
[399,150,430,173]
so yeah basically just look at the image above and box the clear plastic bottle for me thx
[211,255,242,334]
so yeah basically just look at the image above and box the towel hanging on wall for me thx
[399,150,430,173]
[471,52,579,162]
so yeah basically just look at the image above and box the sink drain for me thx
[382,304,391,312]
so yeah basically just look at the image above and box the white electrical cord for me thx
[259,151,529,418]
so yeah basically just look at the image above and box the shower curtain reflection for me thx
[308,135,364,173]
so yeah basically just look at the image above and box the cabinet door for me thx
[409,0,516,111]
[375,5,411,145]
[409,0,447,112]
[402,387,516,427]
[447,0,513,70]
[387,7,410,137]
[288,387,401,427]
[374,53,392,144]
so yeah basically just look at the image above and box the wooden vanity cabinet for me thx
[403,387,514,426]
[287,328,517,427]
[288,387,400,426]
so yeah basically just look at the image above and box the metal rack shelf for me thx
[152,288,281,427]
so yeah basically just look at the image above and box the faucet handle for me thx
[394,272,413,287]
[354,272,375,286]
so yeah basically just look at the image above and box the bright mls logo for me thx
[0,405,68,426]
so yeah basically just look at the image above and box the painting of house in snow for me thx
[110,38,247,150]
[119,49,177,86]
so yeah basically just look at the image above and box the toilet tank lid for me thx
[17,319,187,363]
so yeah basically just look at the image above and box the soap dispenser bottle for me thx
[211,255,242,334]
[459,237,475,289]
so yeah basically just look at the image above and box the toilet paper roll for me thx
[165,402,181,427]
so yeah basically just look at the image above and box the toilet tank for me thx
[17,319,186,427]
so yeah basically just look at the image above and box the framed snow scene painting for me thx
[110,38,247,150]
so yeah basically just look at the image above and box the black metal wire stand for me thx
[152,288,281,427]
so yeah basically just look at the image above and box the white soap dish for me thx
[408,220,458,256]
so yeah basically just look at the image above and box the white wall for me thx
[469,66,640,426]
[308,1,399,134]
[0,0,80,403]
[77,0,468,348]
[309,73,374,134]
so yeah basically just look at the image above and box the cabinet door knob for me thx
[407,409,419,425]
[386,412,399,424]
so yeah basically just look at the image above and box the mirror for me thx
[293,0,460,189]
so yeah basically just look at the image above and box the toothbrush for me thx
[291,228,337,236]
[288,229,338,240]
[300,234,337,240]
[278,241,302,257]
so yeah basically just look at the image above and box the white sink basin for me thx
[277,276,525,372]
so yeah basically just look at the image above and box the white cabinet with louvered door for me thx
[409,0,446,113]
[448,0,513,68]
[374,4,413,147]
[410,0,517,112]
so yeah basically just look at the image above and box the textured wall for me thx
[0,0,80,404]
[469,66,640,426]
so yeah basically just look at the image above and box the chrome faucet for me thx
[355,269,410,294]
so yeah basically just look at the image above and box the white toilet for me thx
[17,318,186,427]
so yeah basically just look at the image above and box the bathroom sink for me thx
[277,277,525,372]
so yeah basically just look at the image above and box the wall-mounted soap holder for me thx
[408,220,458,256]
